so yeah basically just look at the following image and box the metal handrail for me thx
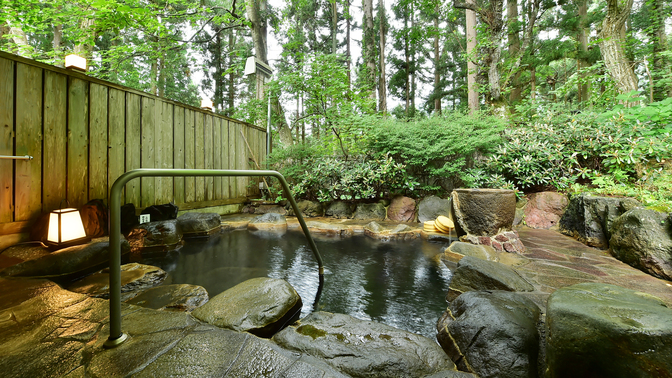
[0,155,33,160]
[104,168,324,348]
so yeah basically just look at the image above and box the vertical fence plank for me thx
[108,88,125,204]
[0,58,14,222]
[227,120,237,198]
[173,106,185,204]
[237,123,246,196]
[89,83,108,202]
[155,101,173,203]
[141,97,156,207]
[67,77,89,208]
[213,117,222,199]
[221,119,230,199]
[125,93,141,206]
[15,64,43,221]
[204,114,214,200]
[42,71,67,212]
[184,109,195,203]
[194,112,205,201]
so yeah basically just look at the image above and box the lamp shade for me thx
[46,208,90,250]
[200,98,213,110]
[65,54,87,72]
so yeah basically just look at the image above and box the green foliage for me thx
[470,101,672,192]
[268,142,413,202]
[366,112,506,194]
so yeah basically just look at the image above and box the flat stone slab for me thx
[0,240,130,280]
[273,311,458,378]
[176,212,222,237]
[192,277,302,338]
[67,263,166,299]
[124,283,209,312]
[0,277,357,378]
[447,256,534,301]
[363,221,418,241]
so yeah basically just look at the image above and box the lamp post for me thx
[244,56,273,168]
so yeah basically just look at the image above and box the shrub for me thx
[466,102,672,192]
[365,112,505,194]
[267,142,414,202]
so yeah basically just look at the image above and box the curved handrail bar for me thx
[104,168,324,348]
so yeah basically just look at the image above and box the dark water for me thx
[143,229,453,338]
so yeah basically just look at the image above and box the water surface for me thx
[143,229,453,338]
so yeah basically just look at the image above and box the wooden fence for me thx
[0,51,266,243]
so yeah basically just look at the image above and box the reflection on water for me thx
[143,229,453,338]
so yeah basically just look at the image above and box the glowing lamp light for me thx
[200,98,213,111]
[45,208,90,250]
[65,54,87,72]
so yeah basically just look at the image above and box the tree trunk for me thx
[507,0,522,103]
[378,0,387,113]
[598,0,638,97]
[1,22,30,56]
[228,29,236,114]
[332,0,338,54]
[577,0,590,104]
[410,6,416,116]
[73,18,96,58]
[648,0,672,100]
[346,0,352,87]
[363,0,377,106]
[465,0,479,113]
[404,10,410,116]
[53,24,63,66]
[247,0,293,146]
[433,12,441,114]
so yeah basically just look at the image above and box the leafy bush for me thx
[267,142,414,202]
[467,102,672,192]
[365,113,506,194]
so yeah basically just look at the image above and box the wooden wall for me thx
[0,52,266,237]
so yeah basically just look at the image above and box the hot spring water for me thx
[142,229,453,338]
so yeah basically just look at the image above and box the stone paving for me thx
[0,221,671,377]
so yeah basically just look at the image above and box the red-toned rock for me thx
[524,192,569,229]
[478,236,492,246]
[495,234,509,243]
[387,196,416,222]
[492,241,503,251]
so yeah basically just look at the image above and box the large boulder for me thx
[192,277,302,338]
[437,291,541,378]
[66,263,166,299]
[0,240,130,279]
[325,201,355,219]
[124,283,209,311]
[609,208,672,280]
[523,192,568,229]
[546,283,672,378]
[363,222,417,241]
[80,199,109,238]
[247,213,288,232]
[559,193,640,249]
[287,200,325,217]
[447,256,534,301]
[451,189,516,236]
[273,311,457,378]
[417,196,452,223]
[176,212,221,237]
[387,196,416,222]
[353,203,387,221]
[126,220,183,253]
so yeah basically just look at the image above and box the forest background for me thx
[2,0,672,210]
